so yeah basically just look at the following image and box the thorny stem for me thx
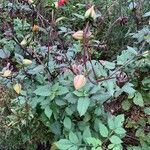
[83,22,98,84]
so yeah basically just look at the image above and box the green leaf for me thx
[77,97,90,116]
[127,46,138,55]
[58,86,69,95]
[96,147,102,150]
[112,146,122,150]
[86,137,102,147]
[73,13,84,19]
[34,85,50,96]
[83,126,91,141]
[44,106,52,119]
[114,127,126,135]
[69,132,79,144]
[55,99,66,106]
[133,92,144,107]
[108,143,115,149]
[114,114,124,127]
[143,11,150,17]
[50,121,61,135]
[104,61,115,70]
[0,49,10,58]
[55,139,73,150]
[106,79,115,96]
[122,83,136,94]
[122,100,131,110]
[108,117,115,130]
[99,123,109,137]
[63,117,72,130]
[144,107,150,115]
[109,135,123,144]
[73,91,84,97]
[68,146,78,150]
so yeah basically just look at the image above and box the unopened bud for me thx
[85,6,96,20]
[23,59,32,65]
[32,25,39,32]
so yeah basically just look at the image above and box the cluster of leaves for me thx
[0,0,150,150]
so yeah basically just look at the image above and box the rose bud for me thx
[13,83,22,94]
[22,59,32,65]
[32,25,39,32]
[74,75,86,90]
[84,6,96,20]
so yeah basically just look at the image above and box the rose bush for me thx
[0,0,150,150]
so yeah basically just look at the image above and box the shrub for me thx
[0,0,149,149]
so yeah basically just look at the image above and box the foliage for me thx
[0,0,150,150]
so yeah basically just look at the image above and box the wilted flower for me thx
[72,64,83,74]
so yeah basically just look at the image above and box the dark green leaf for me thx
[99,123,109,137]
[114,127,126,135]
[69,132,79,144]
[122,100,131,110]
[133,92,144,107]
[34,85,50,96]
[86,137,102,147]
[58,86,69,95]
[144,107,150,115]
[83,126,91,141]
[77,97,90,116]
[109,135,123,144]
[44,106,52,119]
[108,117,115,130]
[55,139,73,150]
[63,117,72,130]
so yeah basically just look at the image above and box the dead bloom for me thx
[74,75,86,90]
